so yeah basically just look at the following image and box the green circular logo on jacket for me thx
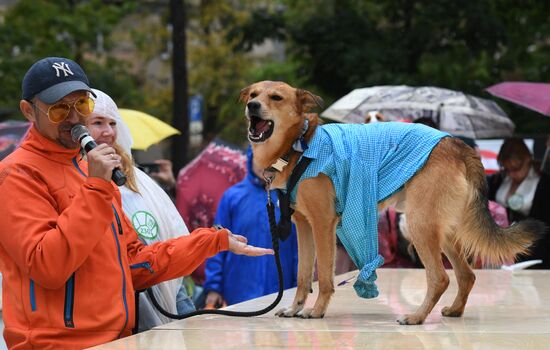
[132,211,159,240]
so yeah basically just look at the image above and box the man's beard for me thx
[57,122,80,149]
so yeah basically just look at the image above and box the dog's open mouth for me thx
[248,116,274,143]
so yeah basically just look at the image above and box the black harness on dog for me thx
[272,156,313,241]
[263,118,312,240]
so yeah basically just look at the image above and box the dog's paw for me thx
[397,314,425,325]
[441,306,464,317]
[298,307,325,319]
[275,306,301,318]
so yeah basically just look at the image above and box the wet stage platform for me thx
[89,268,550,349]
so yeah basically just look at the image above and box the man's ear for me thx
[20,100,36,122]
[238,85,251,104]
[296,89,324,112]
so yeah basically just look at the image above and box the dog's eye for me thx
[270,95,283,101]
[250,92,258,99]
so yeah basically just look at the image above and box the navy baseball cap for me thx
[22,57,96,104]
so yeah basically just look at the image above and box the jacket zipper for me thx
[64,273,75,328]
[72,157,87,177]
[72,157,129,336]
[111,220,129,338]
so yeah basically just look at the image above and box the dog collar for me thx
[268,119,309,172]
[269,158,289,172]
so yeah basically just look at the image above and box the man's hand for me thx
[227,231,274,256]
[87,144,121,182]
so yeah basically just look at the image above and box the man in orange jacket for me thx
[0,57,273,350]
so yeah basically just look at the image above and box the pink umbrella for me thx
[176,141,246,231]
[486,82,550,117]
[486,82,550,173]
[175,140,246,284]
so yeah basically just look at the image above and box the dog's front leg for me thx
[275,211,314,317]
[294,176,338,319]
[300,209,338,319]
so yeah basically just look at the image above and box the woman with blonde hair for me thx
[86,89,195,331]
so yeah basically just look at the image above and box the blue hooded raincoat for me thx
[203,148,299,305]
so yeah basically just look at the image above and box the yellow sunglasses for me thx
[33,96,95,123]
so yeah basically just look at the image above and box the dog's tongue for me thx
[255,120,270,133]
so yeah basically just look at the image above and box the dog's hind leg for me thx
[397,138,473,325]
[397,174,452,324]
[440,238,476,317]
[397,217,449,325]
[398,219,449,325]
[275,210,315,317]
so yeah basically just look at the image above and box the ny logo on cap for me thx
[51,62,74,77]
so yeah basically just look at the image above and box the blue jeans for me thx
[176,284,196,315]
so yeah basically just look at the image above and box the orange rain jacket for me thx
[0,127,229,349]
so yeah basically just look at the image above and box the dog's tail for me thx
[456,150,546,266]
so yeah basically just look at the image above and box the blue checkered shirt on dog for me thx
[291,122,448,299]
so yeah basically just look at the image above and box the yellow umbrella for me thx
[118,109,181,150]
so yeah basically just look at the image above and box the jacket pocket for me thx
[29,279,36,311]
[130,262,155,274]
[64,273,75,328]
[112,205,123,235]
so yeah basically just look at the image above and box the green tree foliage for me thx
[0,0,139,119]
[185,0,254,146]
[2,0,548,140]
[280,0,550,133]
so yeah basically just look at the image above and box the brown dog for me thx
[240,81,543,325]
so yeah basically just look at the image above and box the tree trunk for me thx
[170,0,189,174]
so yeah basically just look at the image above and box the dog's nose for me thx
[247,101,261,113]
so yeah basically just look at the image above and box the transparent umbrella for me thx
[321,85,515,138]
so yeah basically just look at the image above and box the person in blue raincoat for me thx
[203,148,298,307]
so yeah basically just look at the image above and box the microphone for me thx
[71,124,127,186]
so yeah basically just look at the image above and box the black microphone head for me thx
[71,124,90,143]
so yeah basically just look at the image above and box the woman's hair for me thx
[113,143,139,193]
[90,88,139,193]
[497,137,532,165]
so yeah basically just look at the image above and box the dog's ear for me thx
[296,89,324,112]
[238,85,251,104]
